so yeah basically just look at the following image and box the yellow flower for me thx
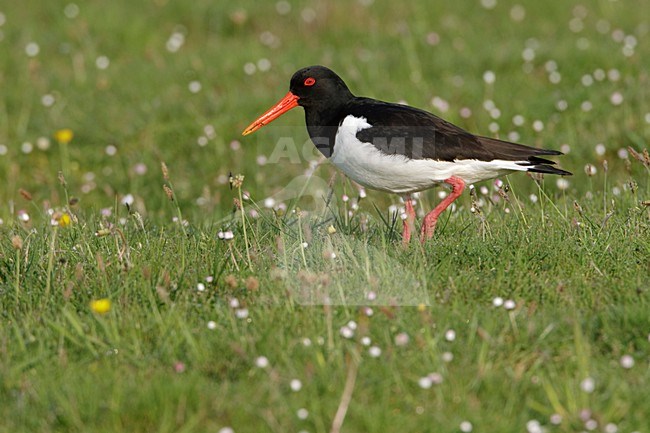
[327,225,337,234]
[54,129,74,144]
[90,298,112,314]
[57,213,72,227]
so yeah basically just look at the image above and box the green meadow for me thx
[0,1,649,432]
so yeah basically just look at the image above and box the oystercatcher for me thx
[242,65,571,243]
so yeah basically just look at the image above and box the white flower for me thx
[290,379,302,392]
[483,70,496,84]
[25,42,40,57]
[428,372,443,384]
[339,326,354,339]
[610,92,624,106]
[257,58,271,72]
[584,164,597,176]
[394,332,409,346]
[418,376,432,389]
[121,194,134,206]
[96,56,110,70]
[368,346,381,358]
[41,93,56,107]
[218,230,234,240]
[492,297,504,307]
[63,3,80,19]
[526,420,543,433]
[522,47,535,62]
[189,81,202,93]
[580,377,595,393]
[244,62,256,75]
[166,32,185,53]
[255,356,269,368]
[620,355,634,369]
[556,178,570,190]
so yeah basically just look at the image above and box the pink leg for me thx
[420,176,466,243]
[402,195,416,244]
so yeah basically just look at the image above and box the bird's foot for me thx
[420,217,438,243]
[419,176,466,244]
[401,195,416,246]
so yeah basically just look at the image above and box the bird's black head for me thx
[289,65,354,108]
[242,65,354,136]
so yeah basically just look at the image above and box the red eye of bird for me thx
[304,77,316,86]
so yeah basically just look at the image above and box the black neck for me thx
[303,93,355,158]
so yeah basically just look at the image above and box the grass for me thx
[1,0,650,432]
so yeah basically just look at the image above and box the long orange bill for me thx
[242,92,300,136]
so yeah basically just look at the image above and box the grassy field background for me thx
[1,0,649,432]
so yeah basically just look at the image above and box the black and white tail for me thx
[477,136,573,176]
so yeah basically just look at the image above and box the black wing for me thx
[350,98,570,175]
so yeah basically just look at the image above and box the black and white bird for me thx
[242,65,571,243]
